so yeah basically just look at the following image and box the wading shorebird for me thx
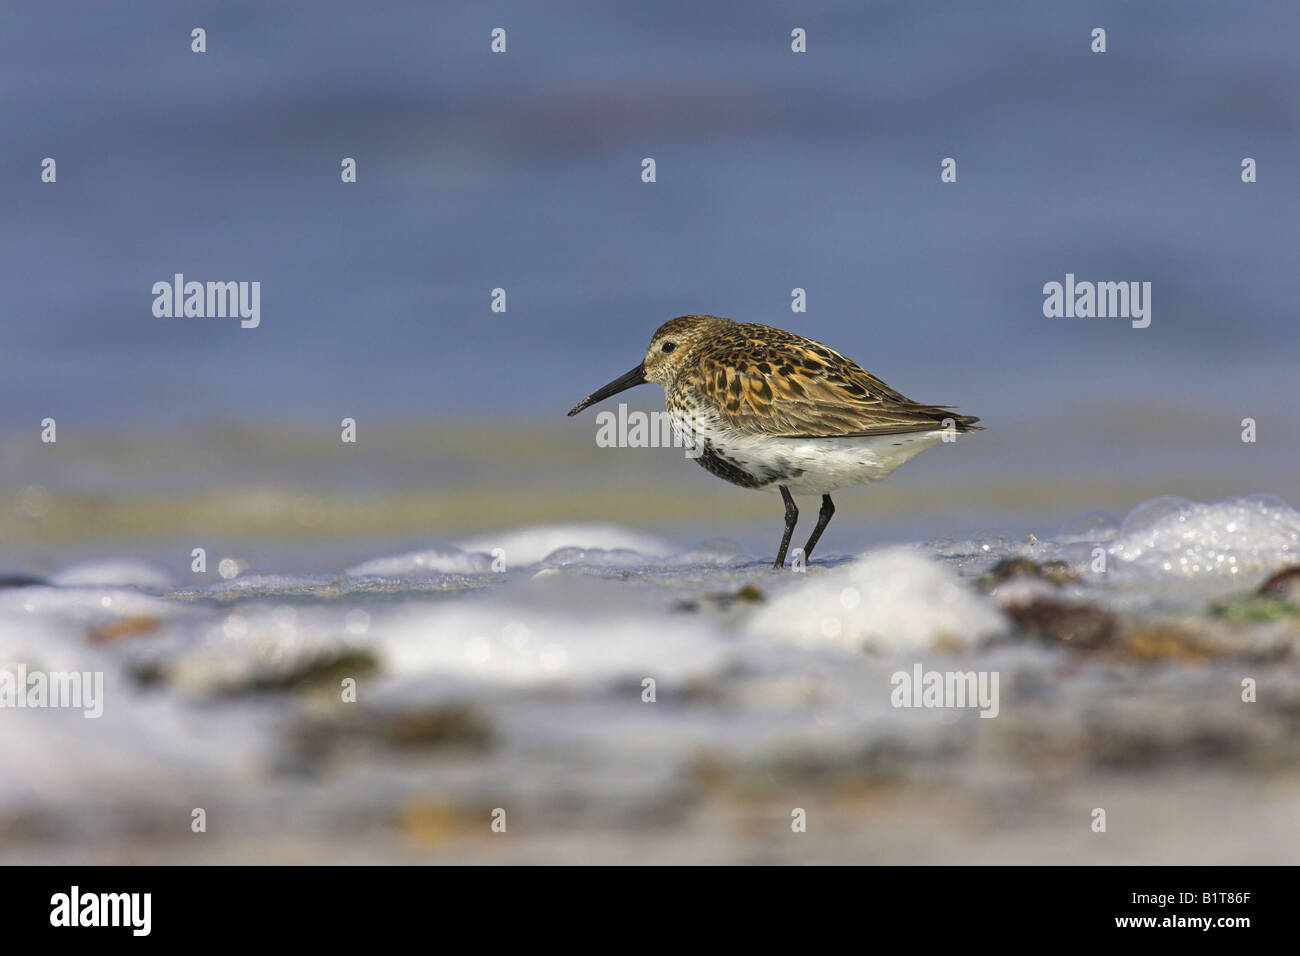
[567,315,981,568]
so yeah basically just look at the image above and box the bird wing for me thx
[683,325,980,438]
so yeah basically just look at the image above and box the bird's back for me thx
[670,321,981,439]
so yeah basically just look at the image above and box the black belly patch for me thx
[696,441,804,489]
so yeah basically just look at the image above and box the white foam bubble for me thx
[49,561,173,589]
[1108,495,1300,577]
[347,524,677,576]
[749,547,1008,653]
[455,524,673,566]
[347,547,492,576]
[382,602,727,685]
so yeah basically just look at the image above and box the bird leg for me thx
[774,486,798,569]
[801,494,836,563]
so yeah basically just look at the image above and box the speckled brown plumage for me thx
[656,315,980,438]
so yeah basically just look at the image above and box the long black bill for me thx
[566,362,647,416]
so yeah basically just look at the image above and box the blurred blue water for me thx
[1,0,1296,449]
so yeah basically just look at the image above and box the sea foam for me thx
[1107,495,1300,578]
[749,547,1008,653]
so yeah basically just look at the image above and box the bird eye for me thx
[661,342,676,353]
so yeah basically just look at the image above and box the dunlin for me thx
[568,315,980,568]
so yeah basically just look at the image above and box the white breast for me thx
[672,407,946,496]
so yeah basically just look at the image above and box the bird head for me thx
[567,315,731,415]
